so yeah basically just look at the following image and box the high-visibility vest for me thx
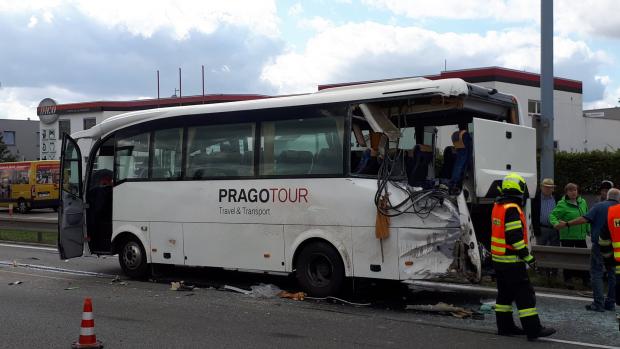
[606,204,620,262]
[451,130,467,149]
[491,203,528,262]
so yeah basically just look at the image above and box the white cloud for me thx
[27,16,38,28]
[362,0,537,22]
[298,16,333,32]
[584,82,620,110]
[0,85,87,120]
[260,22,608,96]
[0,0,280,40]
[363,0,620,39]
[288,3,303,16]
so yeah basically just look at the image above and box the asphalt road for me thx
[0,243,618,348]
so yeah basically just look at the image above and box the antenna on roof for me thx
[179,67,182,106]
[444,59,447,72]
[156,70,160,108]
[202,65,205,104]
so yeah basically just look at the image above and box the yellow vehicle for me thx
[0,160,60,213]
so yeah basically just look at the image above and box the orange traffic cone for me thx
[72,297,103,348]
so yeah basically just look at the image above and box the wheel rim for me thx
[122,242,143,270]
[18,201,26,213]
[305,252,333,288]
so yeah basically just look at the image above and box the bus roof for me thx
[71,77,512,140]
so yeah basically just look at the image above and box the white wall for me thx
[582,117,620,151]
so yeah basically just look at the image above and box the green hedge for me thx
[553,150,620,194]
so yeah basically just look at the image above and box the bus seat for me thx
[276,150,313,175]
[406,144,432,185]
[439,146,456,179]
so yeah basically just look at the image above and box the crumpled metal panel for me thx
[398,193,481,282]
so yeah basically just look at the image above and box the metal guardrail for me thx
[531,245,591,271]
[0,216,57,233]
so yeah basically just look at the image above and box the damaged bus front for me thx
[345,79,535,285]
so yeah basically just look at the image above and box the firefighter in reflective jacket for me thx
[599,199,620,306]
[492,173,556,340]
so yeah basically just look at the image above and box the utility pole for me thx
[540,0,554,180]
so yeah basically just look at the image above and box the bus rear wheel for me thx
[119,237,148,279]
[295,241,345,297]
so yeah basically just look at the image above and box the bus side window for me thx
[152,128,183,180]
[186,123,254,179]
[115,132,150,182]
[260,116,343,176]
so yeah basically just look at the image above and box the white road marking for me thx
[0,260,116,278]
[540,338,620,349]
[0,242,57,252]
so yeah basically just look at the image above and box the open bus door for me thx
[58,135,85,259]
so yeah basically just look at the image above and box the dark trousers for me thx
[495,262,542,336]
[560,239,590,285]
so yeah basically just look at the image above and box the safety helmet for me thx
[501,173,526,194]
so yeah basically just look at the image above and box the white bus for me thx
[58,77,536,296]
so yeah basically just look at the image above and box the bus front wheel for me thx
[295,241,345,297]
[17,199,28,214]
[119,237,148,279]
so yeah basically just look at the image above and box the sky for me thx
[1,0,619,120]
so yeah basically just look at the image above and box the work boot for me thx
[498,325,525,336]
[527,327,556,341]
[496,312,524,336]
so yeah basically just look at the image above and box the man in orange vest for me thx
[492,173,556,341]
[599,188,620,308]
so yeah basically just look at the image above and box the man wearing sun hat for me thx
[532,178,558,246]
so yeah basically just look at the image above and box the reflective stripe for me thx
[599,239,611,247]
[518,308,538,318]
[616,266,620,275]
[492,255,521,263]
[523,255,534,262]
[512,240,526,250]
[495,304,513,313]
[505,221,523,231]
[613,242,620,248]
[491,237,505,244]
[80,327,95,336]
[601,251,613,258]
[614,251,620,259]
[491,245,506,253]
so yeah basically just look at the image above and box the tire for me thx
[118,237,149,279]
[17,199,28,214]
[295,241,345,297]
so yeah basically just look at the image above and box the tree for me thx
[0,132,17,162]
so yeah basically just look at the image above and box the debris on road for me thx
[110,276,128,286]
[8,280,22,285]
[64,286,79,290]
[170,281,196,291]
[278,291,306,301]
[250,283,282,298]
[223,285,252,295]
[479,298,496,314]
[406,302,479,319]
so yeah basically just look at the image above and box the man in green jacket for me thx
[549,183,590,286]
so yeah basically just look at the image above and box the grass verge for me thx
[0,229,57,245]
